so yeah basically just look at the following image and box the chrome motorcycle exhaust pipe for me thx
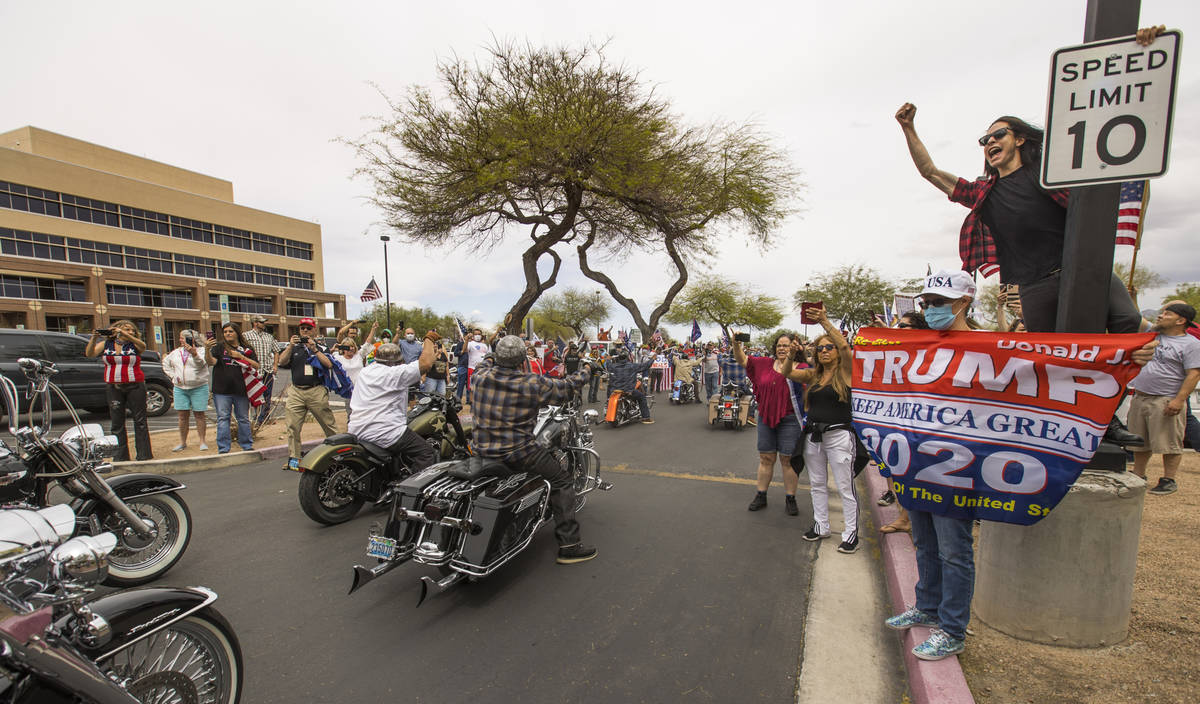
[417,570,465,607]
[348,557,408,595]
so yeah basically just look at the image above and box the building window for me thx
[0,274,86,302]
[174,253,216,278]
[215,260,254,283]
[209,294,272,315]
[288,271,314,290]
[125,246,173,273]
[66,237,124,267]
[107,284,192,309]
[254,265,288,287]
[286,301,315,317]
[0,180,313,261]
[0,228,67,261]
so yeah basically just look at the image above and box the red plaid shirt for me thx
[950,176,1070,279]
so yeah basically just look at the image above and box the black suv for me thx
[0,329,174,417]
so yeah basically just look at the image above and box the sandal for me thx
[880,520,910,534]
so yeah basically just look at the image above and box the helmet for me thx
[494,335,527,369]
[374,343,402,365]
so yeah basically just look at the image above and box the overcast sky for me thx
[2,0,1195,338]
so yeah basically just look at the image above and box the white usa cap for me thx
[920,270,976,300]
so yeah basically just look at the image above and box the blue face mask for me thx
[924,303,958,330]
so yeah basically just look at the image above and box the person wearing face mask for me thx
[465,326,500,400]
[398,327,423,364]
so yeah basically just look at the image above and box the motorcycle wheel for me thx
[298,462,368,525]
[570,448,599,508]
[101,492,193,587]
[101,606,243,704]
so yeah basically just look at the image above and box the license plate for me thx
[367,535,398,560]
[672,390,680,400]
[722,411,732,419]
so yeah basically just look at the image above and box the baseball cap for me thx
[920,270,976,300]
[251,315,268,323]
[1164,302,1198,328]
[298,317,317,328]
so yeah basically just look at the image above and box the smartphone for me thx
[801,301,824,321]
[204,331,215,341]
[734,332,751,343]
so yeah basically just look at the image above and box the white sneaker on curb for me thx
[171,444,185,452]
[198,443,209,451]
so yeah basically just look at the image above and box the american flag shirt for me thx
[102,340,145,384]
[469,358,590,461]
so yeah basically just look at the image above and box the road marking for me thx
[605,463,811,489]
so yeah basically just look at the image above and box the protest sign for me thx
[851,328,1152,525]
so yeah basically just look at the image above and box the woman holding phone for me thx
[205,322,260,453]
[779,305,859,554]
[84,319,152,462]
[162,329,210,451]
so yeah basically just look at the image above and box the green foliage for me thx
[1113,262,1166,307]
[358,303,469,339]
[531,288,612,337]
[664,274,783,338]
[755,328,802,349]
[1162,282,1200,310]
[793,264,897,333]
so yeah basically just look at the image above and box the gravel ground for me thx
[961,453,1200,704]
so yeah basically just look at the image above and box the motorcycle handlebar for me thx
[17,358,57,377]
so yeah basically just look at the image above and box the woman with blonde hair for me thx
[162,329,210,452]
[780,305,859,554]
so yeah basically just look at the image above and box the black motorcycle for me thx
[295,392,472,525]
[0,359,191,586]
[0,503,242,703]
[712,382,751,430]
[349,400,609,605]
[670,366,701,405]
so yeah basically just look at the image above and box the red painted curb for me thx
[864,468,976,704]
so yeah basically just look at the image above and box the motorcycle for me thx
[712,382,750,430]
[604,374,655,427]
[670,366,701,405]
[348,399,610,605]
[0,503,242,704]
[0,358,191,587]
[295,391,472,525]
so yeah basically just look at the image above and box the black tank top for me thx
[806,383,851,424]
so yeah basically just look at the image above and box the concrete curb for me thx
[111,438,325,475]
[864,468,975,704]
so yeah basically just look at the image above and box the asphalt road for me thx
[139,390,821,704]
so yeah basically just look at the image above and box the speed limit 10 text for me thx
[1060,49,1168,111]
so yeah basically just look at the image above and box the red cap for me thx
[299,317,317,328]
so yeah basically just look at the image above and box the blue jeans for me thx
[630,389,650,419]
[213,393,253,453]
[704,372,719,399]
[454,367,468,400]
[422,377,447,395]
[909,509,974,641]
[1186,398,1200,451]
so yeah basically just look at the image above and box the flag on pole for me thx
[690,319,702,342]
[360,277,382,302]
[454,317,468,341]
[1116,181,1148,247]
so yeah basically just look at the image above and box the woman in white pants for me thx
[780,305,859,554]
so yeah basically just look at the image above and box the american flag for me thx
[690,319,702,342]
[454,317,469,340]
[1116,181,1148,247]
[360,277,383,302]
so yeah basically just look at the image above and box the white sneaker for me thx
[198,443,210,451]
[171,444,186,452]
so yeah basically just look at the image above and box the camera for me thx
[299,336,310,344]
[336,345,351,351]
[184,335,195,346]
[734,332,751,343]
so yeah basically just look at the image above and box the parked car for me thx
[0,329,174,417]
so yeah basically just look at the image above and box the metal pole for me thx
[1055,0,1141,334]
[380,235,391,333]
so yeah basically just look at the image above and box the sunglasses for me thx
[895,323,913,329]
[918,297,954,310]
[978,127,1012,146]
[815,344,836,352]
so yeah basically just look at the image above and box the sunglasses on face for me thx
[815,344,836,352]
[918,297,954,310]
[978,127,1012,146]
[299,325,314,331]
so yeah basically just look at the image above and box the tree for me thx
[530,288,611,338]
[349,41,706,333]
[359,303,463,339]
[793,264,896,334]
[1113,262,1166,307]
[1162,283,1200,310]
[755,328,801,348]
[664,274,783,339]
[577,121,797,340]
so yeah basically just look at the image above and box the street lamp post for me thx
[380,235,392,333]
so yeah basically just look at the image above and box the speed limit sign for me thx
[1041,31,1182,188]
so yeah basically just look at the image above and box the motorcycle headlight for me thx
[48,533,118,586]
[581,409,600,427]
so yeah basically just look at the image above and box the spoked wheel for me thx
[570,449,599,511]
[102,607,243,704]
[298,461,370,525]
[101,492,192,587]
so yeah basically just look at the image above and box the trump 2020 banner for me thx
[851,328,1152,525]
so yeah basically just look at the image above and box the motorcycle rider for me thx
[470,335,598,564]
[607,349,655,424]
[347,334,440,473]
[672,352,702,402]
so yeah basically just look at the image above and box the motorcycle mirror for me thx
[48,533,118,586]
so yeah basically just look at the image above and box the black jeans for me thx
[1018,271,1143,334]
[504,447,580,546]
[385,428,438,473]
[629,389,650,419]
[588,372,602,403]
[108,382,152,461]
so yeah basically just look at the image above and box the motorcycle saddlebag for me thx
[457,474,549,569]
